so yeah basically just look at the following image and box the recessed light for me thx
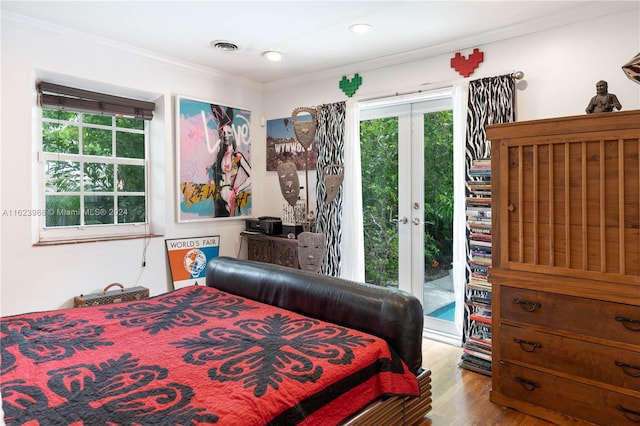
[262,51,283,62]
[210,40,239,52]
[349,23,372,34]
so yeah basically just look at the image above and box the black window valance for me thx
[37,81,155,120]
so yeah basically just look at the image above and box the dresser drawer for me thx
[500,286,640,347]
[500,324,640,392]
[497,362,640,425]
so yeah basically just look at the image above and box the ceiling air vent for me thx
[210,40,239,52]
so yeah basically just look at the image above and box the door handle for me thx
[412,217,424,225]
[392,217,408,224]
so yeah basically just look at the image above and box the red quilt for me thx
[1,285,419,425]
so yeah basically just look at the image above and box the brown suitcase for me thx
[74,283,149,307]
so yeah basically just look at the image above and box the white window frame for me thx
[37,109,151,243]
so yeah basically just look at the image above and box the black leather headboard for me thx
[205,256,423,374]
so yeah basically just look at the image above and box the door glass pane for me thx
[360,116,399,287]
[422,110,455,321]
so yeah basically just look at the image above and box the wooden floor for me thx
[418,338,554,426]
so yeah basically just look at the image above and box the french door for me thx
[360,90,462,342]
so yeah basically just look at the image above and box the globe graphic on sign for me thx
[183,248,207,277]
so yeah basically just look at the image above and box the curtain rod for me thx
[358,71,524,104]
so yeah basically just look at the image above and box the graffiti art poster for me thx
[176,96,251,222]
[266,116,318,171]
[165,236,220,289]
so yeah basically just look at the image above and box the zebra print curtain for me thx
[465,74,516,170]
[315,101,346,276]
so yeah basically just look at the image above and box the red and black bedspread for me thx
[1,285,419,425]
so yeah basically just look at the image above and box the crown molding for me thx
[262,1,639,91]
[2,10,263,91]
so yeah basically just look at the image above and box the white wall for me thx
[0,15,266,316]
[260,10,639,218]
[264,9,640,125]
[1,9,639,316]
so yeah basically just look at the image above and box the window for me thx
[37,82,155,243]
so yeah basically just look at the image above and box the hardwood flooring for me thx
[419,338,553,426]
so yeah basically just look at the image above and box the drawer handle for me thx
[514,338,542,352]
[514,299,541,312]
[615,361,640,377]
[515,376,540,391]
[615,316,640,331]
[617,405,640,423]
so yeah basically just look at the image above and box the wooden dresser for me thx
[487,110,640,425]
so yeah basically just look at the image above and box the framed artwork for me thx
[176,96,252,222]
[266,116,318,171]
[165,236,220,289]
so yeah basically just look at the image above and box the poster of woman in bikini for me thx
[176,96,252,222]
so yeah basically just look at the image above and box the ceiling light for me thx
[262,51,283,62]
[349,23,372,34]
[210,40,239,52]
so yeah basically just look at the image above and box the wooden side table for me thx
[242,232,299,269]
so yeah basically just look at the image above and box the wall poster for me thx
[176,96,252,222]
[266,116,318,171]
[165,236,220,289]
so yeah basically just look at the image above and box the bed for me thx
[1,256,432,425]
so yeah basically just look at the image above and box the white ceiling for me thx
[2,1,638,84]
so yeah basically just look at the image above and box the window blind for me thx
[37,81,155,120]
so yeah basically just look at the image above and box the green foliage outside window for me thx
[360,110,454,287]
[42,109,146,228]
[423,111,454,270]
[360,117,400,286]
